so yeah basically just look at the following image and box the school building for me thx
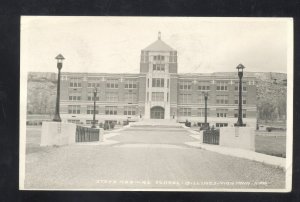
[59,33,257,127]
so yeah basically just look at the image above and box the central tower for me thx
[140,32,178,119]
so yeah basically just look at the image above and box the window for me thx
[179,108,191,116]
[106,92,119,102]
[197,94,207,104]
[87,92,99,101]
[69,78,82,88]
[216,123,228,127]
[234,109,247,118]
[248,80,255,85]
[153,64,165,71]
[106,79,119,89]
[234,96,247,105]
[167,79,169,88]
[198,81,210,91]
[197,108,207,117]
[68,105,80,114]
[124,93,137,103]
[235,82,247,92]
[216,95,229,104]
[124,106,136,115]
[68,119,80,124]
[141,51,149,63]
[153,55,165,61]
[87,105,99,114]
[86,120,99,124]
[124,79,137,89]
[179,81,192,90]
[216,109,228,117]
[152,92,164,101]
[152,78,164,87]
[87,81,100,88]
[169,51,177,63]
[179,94,191,103]
[69,94,81,101]
[216,81,228,91]
[105,106,117,115]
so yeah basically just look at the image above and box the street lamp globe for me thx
[236,63,245,74]
[55,54,65,69]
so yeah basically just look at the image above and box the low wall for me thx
[40,122,77,146]
[199,131,203,144]
[219,127,255,151]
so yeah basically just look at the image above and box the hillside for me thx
[26,72,287,122]
[27,72,57,115]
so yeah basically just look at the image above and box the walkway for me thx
[24,126,286,190]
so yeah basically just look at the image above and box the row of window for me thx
[69,92,247,104]
[69,93,137,102]
[69,79,137,89]
[140,52,177,63]
[68,105,137,115]
[178,94,247,104]
[68,105,248,118]
[179,108,247,118]
[69,79,249,91]
[179,81,248,91]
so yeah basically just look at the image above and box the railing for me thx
[203,129,220,145]
[76,125,100,142]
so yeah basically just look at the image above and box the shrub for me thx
[104,123,109,130]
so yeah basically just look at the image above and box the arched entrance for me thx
[150,106,165,119]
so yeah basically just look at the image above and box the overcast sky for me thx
[21,17,292,74]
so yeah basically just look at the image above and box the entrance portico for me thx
[150,106,165,119]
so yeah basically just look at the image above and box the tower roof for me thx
[142,32,175,52]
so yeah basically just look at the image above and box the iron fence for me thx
[76,125,100,142]
[203,129,220,145]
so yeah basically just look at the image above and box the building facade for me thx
[60,33,257,127]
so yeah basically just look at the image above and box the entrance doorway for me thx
[150,106,165,119]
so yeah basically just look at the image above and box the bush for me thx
[110,122,115,129]
[104,122,109,130]
[185,120,191,127]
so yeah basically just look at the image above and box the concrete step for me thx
[129,119,183,128]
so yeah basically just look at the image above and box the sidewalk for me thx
[184,127,286,170]
[185,142,286,170]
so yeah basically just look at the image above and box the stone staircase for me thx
[129,119,183,128]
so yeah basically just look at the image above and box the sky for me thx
[21,17,292,74]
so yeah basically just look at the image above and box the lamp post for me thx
[53,54,65,122]
[234,64,246,127]
[202,91,209,130]
[92,87,97,128]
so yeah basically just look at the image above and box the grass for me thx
[255,135,286,158]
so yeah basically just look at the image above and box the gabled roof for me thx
[142,32,175,51]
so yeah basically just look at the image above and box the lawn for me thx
[255,135,286,158]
